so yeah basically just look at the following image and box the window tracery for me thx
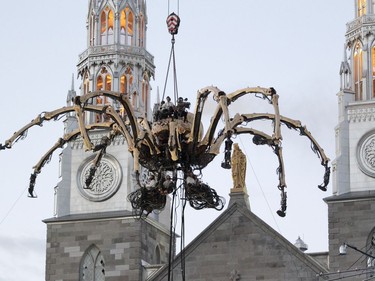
[120,7,134,45]
[96,68,111,122]
[120,67,133,94]
[100,6,114,45]
[80,245,105,281]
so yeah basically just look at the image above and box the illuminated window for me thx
[120,7,134,45]
[120,67,133,94]
[358,0,367,16]
[97,76,103,91]
[79,245,105,281]
[354,43,363,101]
[95,68,111,122]
[100,6,114,45]
[120,75,127,93]
[105,75,111,91]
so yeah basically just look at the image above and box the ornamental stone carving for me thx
[348,106,375,123]
[229,269,241,281]
[357,131,375,178]
[77,154,122,201]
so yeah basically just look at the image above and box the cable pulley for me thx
[166,12,180,35]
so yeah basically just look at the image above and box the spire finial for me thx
[156,86,160,104]
[71,73,75,91]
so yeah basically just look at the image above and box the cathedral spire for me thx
[77,0,154,123]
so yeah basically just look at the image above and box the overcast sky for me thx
[0,1,353,280]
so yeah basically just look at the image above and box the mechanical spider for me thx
[0,86,330,218]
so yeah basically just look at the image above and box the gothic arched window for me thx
[100,6,114,45]
[120,67,133,94]
[155,245,161,264]
[95,68,111,122]
[120,75,127,94]
[96,68,112,93]
[80,245,105,281]
[120,7,134,45]
[354,43,363,101]
[358,0,367,16]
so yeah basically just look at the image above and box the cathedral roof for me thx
[149,201,328,280]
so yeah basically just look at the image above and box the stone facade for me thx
[44,212,171,281]
[326,192,375,276]
[328,1,375,278]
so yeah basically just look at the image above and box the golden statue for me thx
[231,143,247,192]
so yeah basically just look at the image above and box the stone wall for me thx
[326,192,375,278]
[45,214,170,281]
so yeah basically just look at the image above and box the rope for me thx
[180,183,187,281]
[162,36,179,104]
[168,190,177,281]
[0,186,27,225]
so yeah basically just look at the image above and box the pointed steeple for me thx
[71,73,74,91]
[66,73,76,106]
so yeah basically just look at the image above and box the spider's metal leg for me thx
[139,117,160,155]
[1,106,76,150]
[241,113,330,190]
[74,103,93,151]
[226,87,275,102]
[188,87,219,146]
[80,91,140,142]
[270,92,282,142]
[29,122,114,194]
[100,105,135,151]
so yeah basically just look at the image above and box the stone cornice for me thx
[347,101,375,122]
[77,45,154,68]
[70,132,127,150]
[346,15,375,39]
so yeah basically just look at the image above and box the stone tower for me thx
[44,1,171,280]
[326,0,375,275]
